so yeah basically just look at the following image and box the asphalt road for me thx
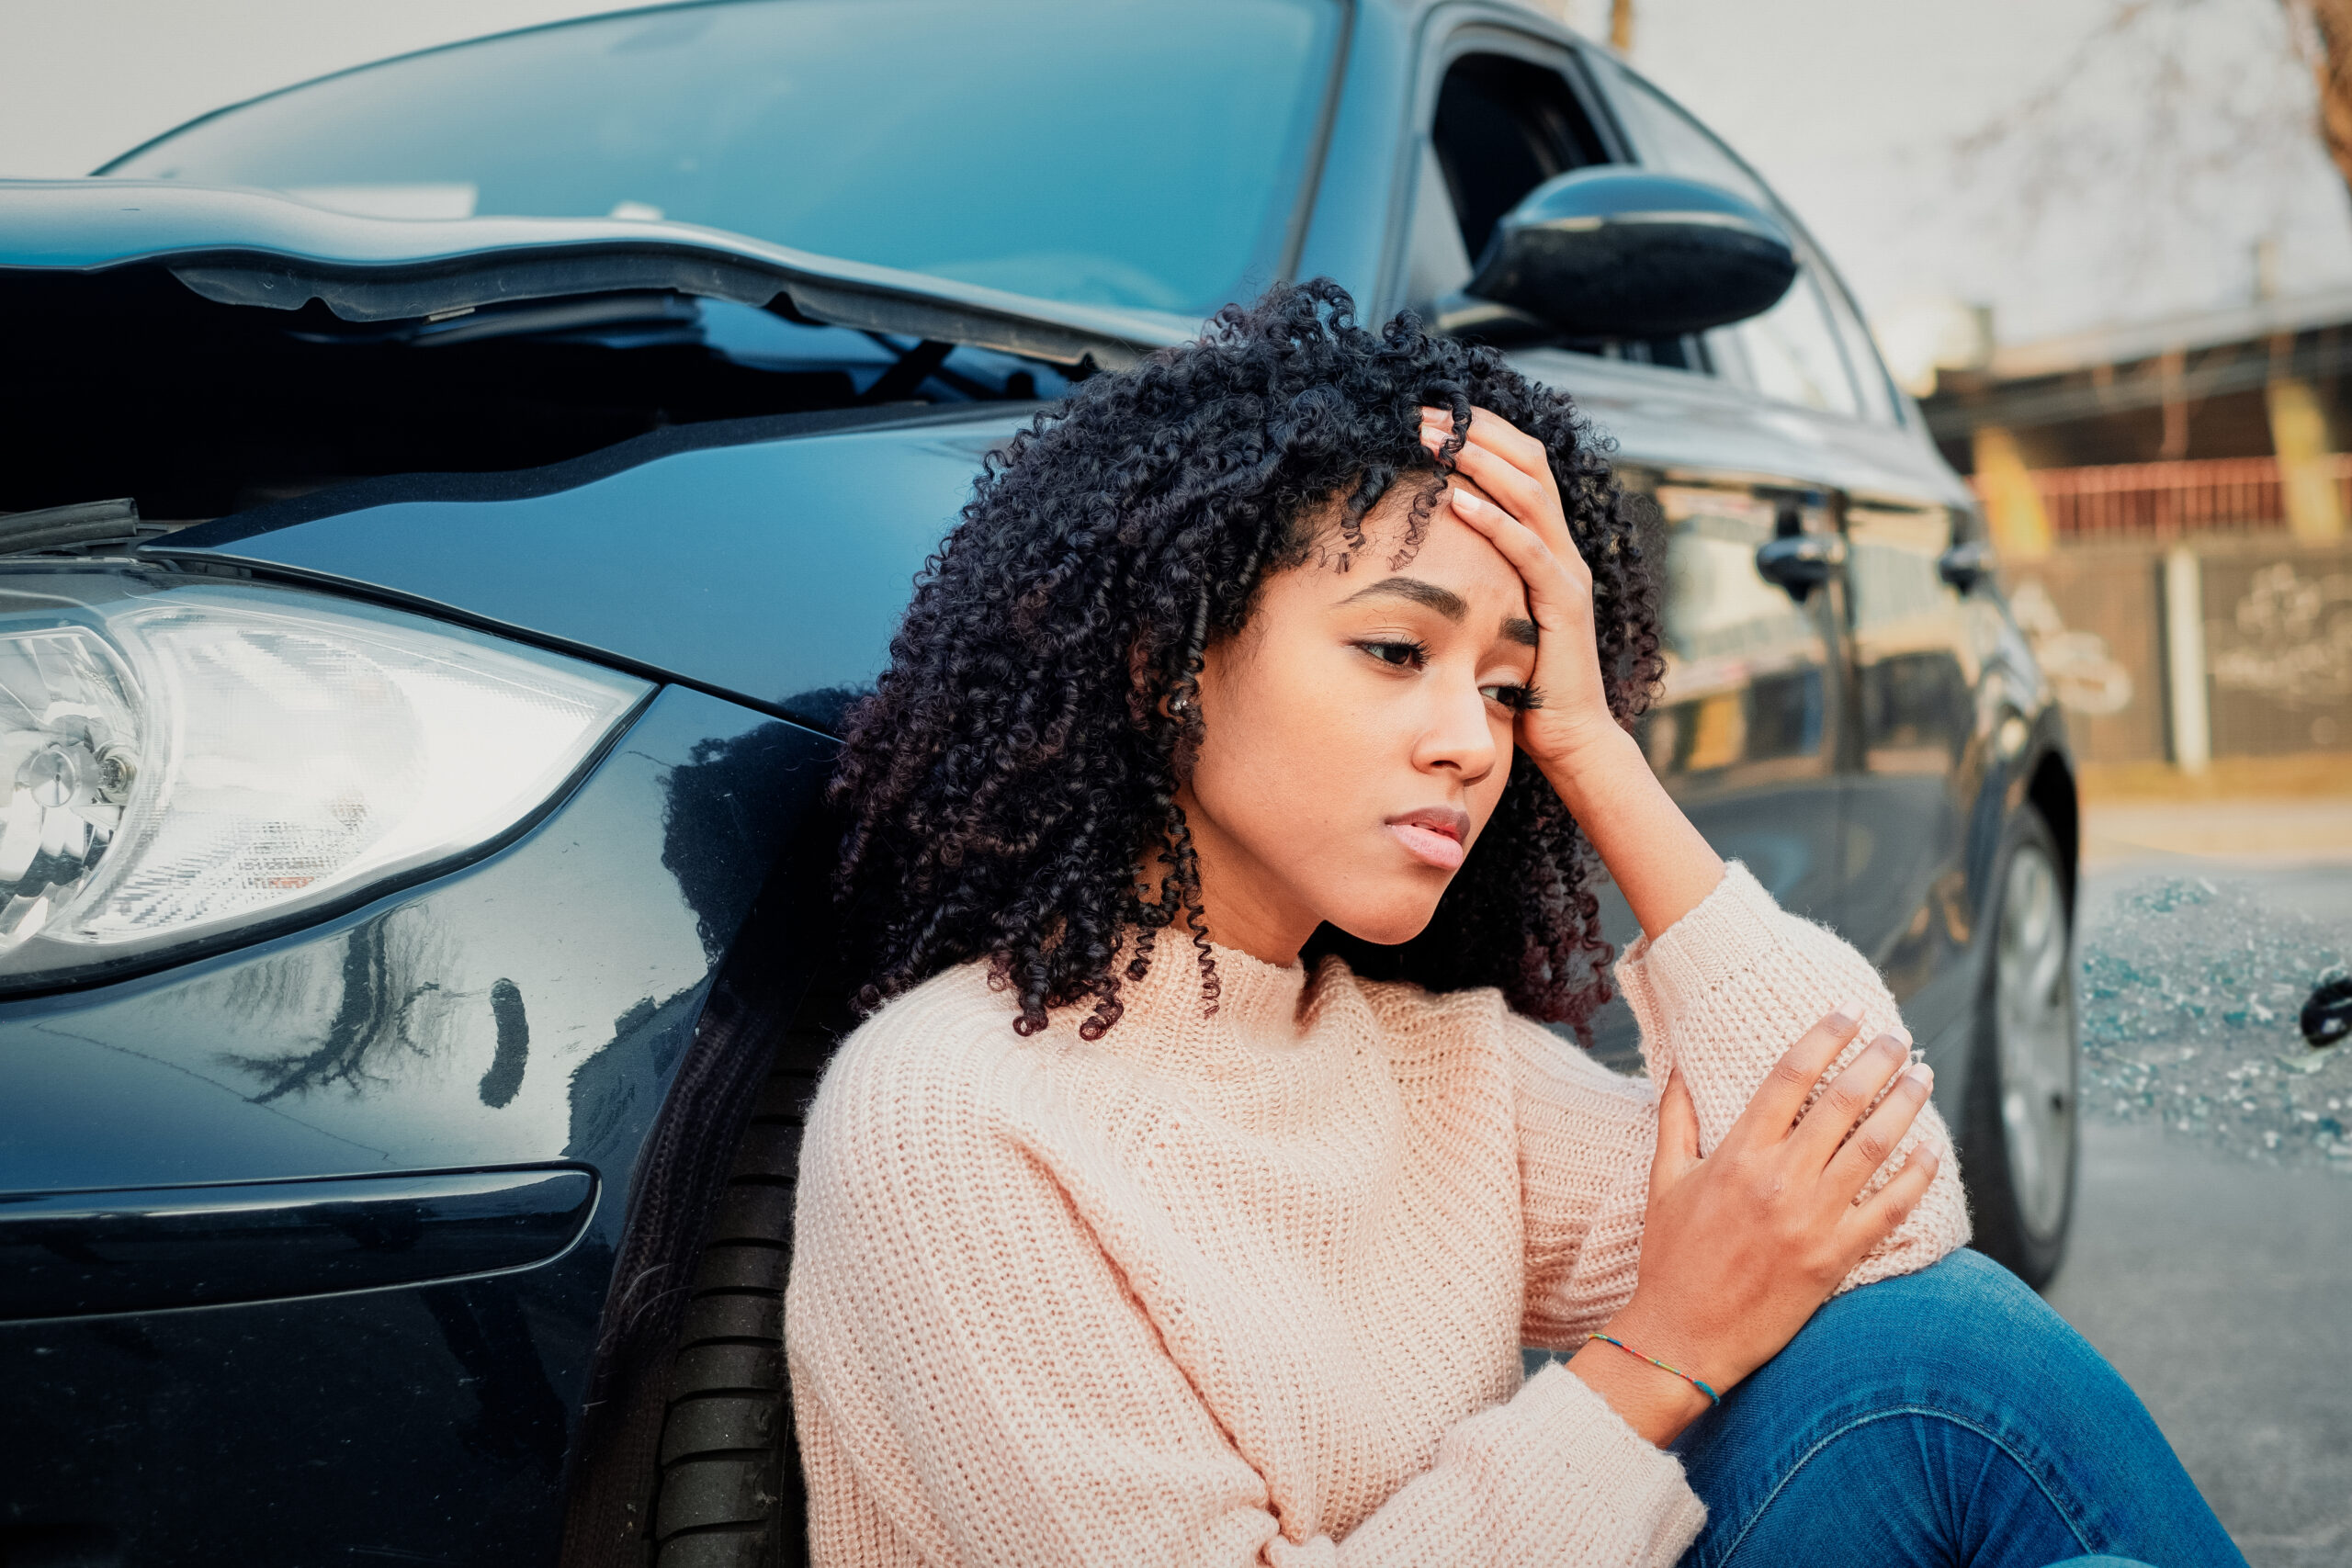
[2044,853,2352,1567]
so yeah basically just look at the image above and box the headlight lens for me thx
[0,570,650,988]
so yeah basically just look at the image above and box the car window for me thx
[1404,142,1480,309]
[1411,49,1710,370]
[104,0,1340,318]
[1819,273,1903,424]
[1429,53,1609,263]
[1601,71,1866,420]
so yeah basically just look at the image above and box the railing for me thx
[1969,454,2352,538]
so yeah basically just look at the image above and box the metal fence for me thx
[1973,455,2352,540]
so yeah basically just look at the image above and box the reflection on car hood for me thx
[0,178,1197,370]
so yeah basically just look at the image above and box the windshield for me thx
[104,0,1341,317]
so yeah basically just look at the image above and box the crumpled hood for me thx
[0,177,1195,369]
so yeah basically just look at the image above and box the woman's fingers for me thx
[1820,1059,1934,1201]
[1440,487,1586,625]
[1421,403,1549,475]
[1840,1140,1941,1250]
[1723,1004,1867,1149]
[1421,421,1575,556]
[1419,408,1577,545]
[1421,406,1547,485]
[1651,1066,1702,1188]
[1442,474,1617,756]
[1446,444,1572,553]
[1789,1031,1914,1168]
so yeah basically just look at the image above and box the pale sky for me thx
[6,0,2347,352]
[1608,0,2352,344]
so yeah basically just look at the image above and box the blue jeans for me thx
[1668,1249,2246,1568]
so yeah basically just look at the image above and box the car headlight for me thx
[0,569,650,989]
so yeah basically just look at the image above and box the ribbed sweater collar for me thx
[1104,928,1317,1067]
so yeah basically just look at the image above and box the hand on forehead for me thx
[1349,472,1531,615]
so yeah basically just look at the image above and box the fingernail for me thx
[1870,1032,1905,1057]
[1826,998,1864,1029]
[1904,1064,1934,1093]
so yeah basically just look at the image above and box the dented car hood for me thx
[0,178,1193,370]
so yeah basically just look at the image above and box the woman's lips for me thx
[1385,810,1469,872]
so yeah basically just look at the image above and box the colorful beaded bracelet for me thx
[1585,1332,1722,1407]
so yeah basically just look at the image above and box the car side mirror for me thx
[1451,168,1799,341]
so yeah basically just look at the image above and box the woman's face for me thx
[1173,482,1539,963]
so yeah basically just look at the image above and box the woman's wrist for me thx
[1566,1324,1716,1448]
[1529,715,1643,812]
[1532,724,1724,939]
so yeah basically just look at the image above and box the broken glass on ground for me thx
[2078,874,2351,1172]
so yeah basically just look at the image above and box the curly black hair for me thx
[831,279,1664,1042]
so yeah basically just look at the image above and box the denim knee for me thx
[1749,1248,2120,1420]
[1671,1249,2243,1568]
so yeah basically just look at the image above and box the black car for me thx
[0,3,2079,1563]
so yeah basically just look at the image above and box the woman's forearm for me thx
[1540,728,1724,939]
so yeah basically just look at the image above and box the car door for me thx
[1839,502,1981,1054]
[1588,57,1990,1049]
[1387,26,1849,1054]
[1577,67,1872,931]
[1638,480,1849,930]
[1384,28,1970,1066]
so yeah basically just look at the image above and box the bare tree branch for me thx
[1945,0,2333,305]
[2283,0,2352,200]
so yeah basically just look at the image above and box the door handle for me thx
[1755,534,1846,601]
[1937,540,1995,591]
[0,1166,595,1321]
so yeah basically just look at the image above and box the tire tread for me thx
[645,1053,819,1565]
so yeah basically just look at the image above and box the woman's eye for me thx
[1358,640,1426,669]
[1481,682,1535,711]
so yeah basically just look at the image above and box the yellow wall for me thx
[2266,378,2346,543]
[1972,425,2054,561]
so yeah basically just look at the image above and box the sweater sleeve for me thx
[1517,860,1971,1346]
[786,1006,1707,1568]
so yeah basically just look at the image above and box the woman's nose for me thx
[1413,678,1498,784]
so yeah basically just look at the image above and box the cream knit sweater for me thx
[785,863,1971,1566]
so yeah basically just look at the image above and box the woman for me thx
[786,283,2241,1566]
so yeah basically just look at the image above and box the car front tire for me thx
[644,1059,815,1568]
[1960,806,2079,1289]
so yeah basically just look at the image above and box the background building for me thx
[1923,288,2352,771]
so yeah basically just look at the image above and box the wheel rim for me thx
[1995,843,2075,1240]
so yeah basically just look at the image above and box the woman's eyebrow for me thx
[1340,576,1466,620]
[1341,577,1539,648]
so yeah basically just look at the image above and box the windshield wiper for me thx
[858,337,956,404]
